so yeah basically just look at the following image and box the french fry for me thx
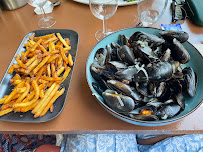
[57,56,63,69]
[32,82,57,114]
[16,87,27,93]
[0,108,13,117]
[10,74,21,84]
[39,89,45,99]
[60,46,69,64]
[38,44,47,53]
[20,83,44,104]
[38,79,49,84]
[47,54,59,63]
[15,82,30,103]
[67,54,73,66]
[34,84,60,118]
[13,80,22,85]
[29,33,35,41]
[4,87,18,104]
[56,33,71,50]
[49,42,55,51]
[27,49,41,58]
[30,39,42,52]
[44,37,58,45]
[50,104,54,112]
[65,38,71,46]
[0,96,7,104]
[41,76,62,82]
[35,65,46,81]
[56,66,65,76]
[15,57,26,68]
[33,56,50,74]
[51,63,57,78]
[25,55,37,67]
[40,88,65,117]
[34,33,54,41]
[21,100,39,112]
[8,65,14,74]
[13,80,39,108]
[60,67,71,84]
[1,101,15,111]
[27,58,41,71]
[47,64,51,77]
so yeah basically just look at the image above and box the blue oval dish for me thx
[86,27,203,126]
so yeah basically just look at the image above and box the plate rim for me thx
[73,0,140,6]
[86,27,203,126]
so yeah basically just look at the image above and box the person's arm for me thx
[137,134,185,145]
[35,145,61,152]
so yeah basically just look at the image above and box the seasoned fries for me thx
[0,33,74,118]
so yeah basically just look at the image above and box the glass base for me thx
[95,29,113,41]
[38,16,56,28]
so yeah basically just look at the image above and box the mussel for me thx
[159,30,189,43]
[156,103,181,120]
[170,38,190,64]
[117,45,135,65]
[102,90,135,113]
[182,67,197,97]
[107,80,142,101]
[135,61,179,82]
[129,31,165,49]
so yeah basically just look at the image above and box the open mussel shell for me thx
[159,30,189,43]
[170,38,190,64]
[105,61,127,73]
[102,90,135,113]
[137,45,159,63]
[117,45,135,65]
[90,62,103,82]
[135,61,179,82]
[107,80,142,101]
[114,65,138,83]
[136,81,153,97]
[129,114,159,121]
[161,48,171,62]
[175,93,185,110]
[149,82,166,98]
[118,34,130,46]
[182,67,197,97]
[129,31,165,49]
[94,48,109,66]
[92,82,107,96]
[156,103,181,120]
[111,42,121,49]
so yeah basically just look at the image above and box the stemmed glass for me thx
[137,0,168,27]
[27,0,56,28]
[90,0,118,41]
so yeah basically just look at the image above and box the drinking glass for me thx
[27,0,56,28]
[137,0,168,27]
[90,0,118,41]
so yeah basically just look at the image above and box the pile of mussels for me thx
[90,30,197,121]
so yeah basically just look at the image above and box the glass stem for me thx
[40,7,46,19]
[102,19,107,35]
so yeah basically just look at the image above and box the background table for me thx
[0,0,203,134]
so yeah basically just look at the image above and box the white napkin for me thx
[34,1,54,15]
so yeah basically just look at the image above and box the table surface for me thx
[0,0,203,134]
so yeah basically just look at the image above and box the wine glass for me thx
[90,0,118,41]
[27,0,56,28]
[137,0,168,27]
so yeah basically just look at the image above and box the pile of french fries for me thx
[0,33,74,118]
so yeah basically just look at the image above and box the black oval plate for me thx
[0,29,79,123]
